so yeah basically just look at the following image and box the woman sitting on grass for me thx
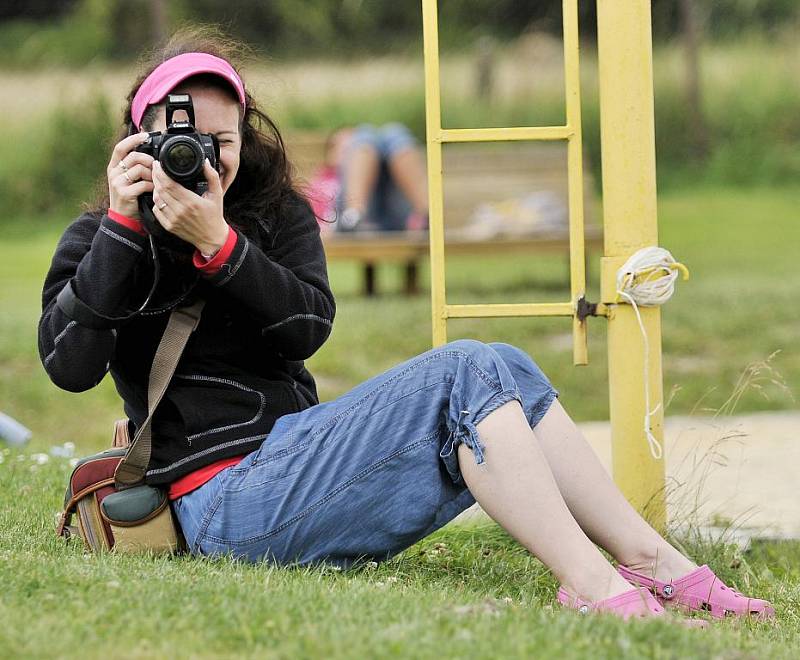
[38,28,773,624]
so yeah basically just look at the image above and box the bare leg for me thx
[342,143,380,215]
[463,401,634,603]
[532,399,696,582]
[387,147,428,214]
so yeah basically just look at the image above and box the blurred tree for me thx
[0,0,77,20]
[679,0,710,161]
[0,0,797,64]
[151,0,168,46]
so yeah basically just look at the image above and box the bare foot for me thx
[562,564,642,604]
[622,546,697,584]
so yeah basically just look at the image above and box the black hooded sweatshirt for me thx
[38,195,335,485]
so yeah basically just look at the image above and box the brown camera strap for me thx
[113,299,205,489]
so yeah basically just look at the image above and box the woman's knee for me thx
[439,339,496,362]
[435,341,548,383]
[487,342,558,425]
[488,342,536,369]
[429,340,520,394]
[348,124,382,158]
[379,123,417,158]
[488,342,553,390]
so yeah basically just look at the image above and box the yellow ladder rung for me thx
[438,126,573,143]
[444,303,575,319]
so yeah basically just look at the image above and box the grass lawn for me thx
[1,184,799,657]
[1,456,798,658]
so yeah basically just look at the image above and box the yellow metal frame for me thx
[422,0,593,367]
[421,0,667,525]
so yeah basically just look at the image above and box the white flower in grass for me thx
[31,453,50,465]
[50,442,76,458]
[68,458,79,468]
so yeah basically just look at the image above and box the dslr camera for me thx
[135,93,220,247]
[136,93,220,195]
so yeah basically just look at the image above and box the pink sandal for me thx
[558,585,708,628]
[617,564,775,620]
[557,585,664,620]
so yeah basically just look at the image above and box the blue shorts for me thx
[336,123,417,231]
[172,341,558,567]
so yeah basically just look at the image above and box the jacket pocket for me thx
[166,374,267,444]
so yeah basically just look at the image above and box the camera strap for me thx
[114,298,205,489]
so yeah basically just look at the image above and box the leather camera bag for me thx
[56,300,204,554]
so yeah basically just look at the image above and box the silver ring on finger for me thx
[123,171,133,184]
[119,159,128,172]
[158,202,168,210]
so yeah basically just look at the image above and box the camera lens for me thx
[162,139,202,178]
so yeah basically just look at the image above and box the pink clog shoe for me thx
[557,585,664,620]
[558,585,709,627]
[617,564,775,619]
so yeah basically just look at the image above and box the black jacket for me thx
[38,195,335,485]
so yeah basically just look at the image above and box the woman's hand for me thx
[151,159,229,255]
[107,132,155,219]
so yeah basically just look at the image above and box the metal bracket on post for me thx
[576,296,598,322]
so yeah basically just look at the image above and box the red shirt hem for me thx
[168,455,246,500]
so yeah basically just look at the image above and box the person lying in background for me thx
[308,123,429,232]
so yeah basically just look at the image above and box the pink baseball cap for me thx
[131,52,246,129]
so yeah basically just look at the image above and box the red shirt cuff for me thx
[107,208,146,235]
[193,226,237,275]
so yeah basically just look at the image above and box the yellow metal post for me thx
[421,0,448,346]
[596,0,667,526]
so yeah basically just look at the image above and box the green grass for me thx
[3,453,800,659]
[1,184,799,657]
[1,455,798,659]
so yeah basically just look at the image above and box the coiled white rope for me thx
[615,247,690,459]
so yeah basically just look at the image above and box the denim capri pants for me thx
[336,122,417,231]
[172,340,558,567]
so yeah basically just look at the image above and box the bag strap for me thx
[114,299,205,489]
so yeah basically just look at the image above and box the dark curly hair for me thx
[92,26,298,241]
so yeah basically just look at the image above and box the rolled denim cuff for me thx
[439,388,521,485]
[527,387,559,429]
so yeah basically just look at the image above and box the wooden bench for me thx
[287,133,602,295]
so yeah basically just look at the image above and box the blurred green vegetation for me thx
[0,37,797,220]
[0,0,798,62]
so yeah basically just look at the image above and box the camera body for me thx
[136,93,220,195]
[134,94,220,249]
